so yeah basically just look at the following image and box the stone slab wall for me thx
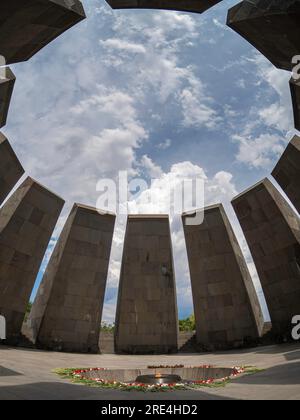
[183,204,264,350]
[115,215,178,354]
[0,0,86,64]
[272,136,300,214]
[30,204,115,353]
[105,0,221,14]
[227,0,300,71]
[0,177,64,342]
[232,178,300,337]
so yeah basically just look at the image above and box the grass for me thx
[243,366,265,375]
[186,379,231,389]
[53,368,81,379]
[53,368,124,389]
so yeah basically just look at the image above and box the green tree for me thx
[101,322,115,332]
[179,314,196,332]
[24,302,32,322]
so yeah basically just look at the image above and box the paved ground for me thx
[0,343,300,400]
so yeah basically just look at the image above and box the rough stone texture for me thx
[272,136,300,214]
[290,77,300,131]
[115,215,178,354]
[99,331,115,354]
[0,133,24,206]
[0,68,15,128]
[105,0,221,14]
[0,0,86,64]
[227,0,300,71]
[0,177,64,342]
[182,204,264,351]
[29,204,115,354]
[232,178,300,338]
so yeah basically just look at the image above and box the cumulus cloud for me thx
[139,154,163,178]
[230,53,296,170]
[157,138,172,150]
[253,54,293,133]
[98,7,219,122]
[179,87,220,129]
[233,133,287,169]
[100,38,146,54]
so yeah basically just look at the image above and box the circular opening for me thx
[77,366,236,384]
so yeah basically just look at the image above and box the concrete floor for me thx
[0,343,300,400]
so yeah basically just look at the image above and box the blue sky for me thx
[2,0,298,323]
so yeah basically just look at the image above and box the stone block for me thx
[115,215,178,354]
[0,177,64,342]
[0,0,86,64]
[272,136,300,214]
[28,204,115,353]
[227,0,300,71]
[232,178,300,337]
[105,0,221,14]
[183,204,264,350]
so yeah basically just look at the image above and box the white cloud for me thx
[179,87,220,129]
[253,54,293,132]
[97,8,219,121]
[225,52,296,171]
[157,138,172,150]
[7,79,148,204]
[101,302,117,325]
[153,12,197,34]
[139,155,163,178]
[100,38,146,54]
[233,133,287,169]
[212,18,227,31]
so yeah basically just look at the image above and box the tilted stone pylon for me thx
[105,0,222,14]
[29,204,115,353]
[183,204,264,351]
[0,0,86,64]
[272,136,300,214]
[0,177,64,342]
[232,179,300,338]
[227,0,300,71]
[115,215,178,354]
